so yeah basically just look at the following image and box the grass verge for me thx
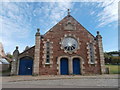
[105,64,120,74]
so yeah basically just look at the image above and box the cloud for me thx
[96,0,118,27]
[57,0,118,28]
[0,2,34,53]
[73,0,118,28]
[32,2,74,32]
[49,2,73,24]
[0,1,118,53]
[0,2,74,53]
[90,11,95,15]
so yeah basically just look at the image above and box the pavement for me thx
[1,74,119,88]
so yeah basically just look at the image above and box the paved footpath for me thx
[1,74,119,88]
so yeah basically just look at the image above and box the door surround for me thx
[73,58,81,75]
[57,55,84,75]
[60,58,69,75]
[18,56,33,75]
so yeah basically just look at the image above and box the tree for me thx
[6,53,13,59]
[104,51,120,65]
[104,52,112,64]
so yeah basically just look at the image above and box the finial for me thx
[97,31,100,35]
[16,46,18,50]
[36,28,40,36]
[68,9,70,16]
[37,28,40,32]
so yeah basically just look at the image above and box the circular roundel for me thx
[62,37,78,52]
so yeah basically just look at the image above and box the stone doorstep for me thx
[1,74,119,82]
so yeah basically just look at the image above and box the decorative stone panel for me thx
[64,20,76,30]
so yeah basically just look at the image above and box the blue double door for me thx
[60,58,81,75]
[19,57,33,75]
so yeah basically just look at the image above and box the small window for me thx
[46,58,49,63]
[47,51,49,54]
[46,55,50,58]
[46,42,50,64]
[89,43,95,64]
[68,22,71,24]
[46,42,50,47]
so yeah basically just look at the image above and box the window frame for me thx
[45,42,50,64]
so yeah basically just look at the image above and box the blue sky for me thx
[0,0,119,54]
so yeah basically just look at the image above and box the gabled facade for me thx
[11,14,105,76]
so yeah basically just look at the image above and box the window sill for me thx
[88,62,95,64]
[45,63,50,65]
[90,63,95,65]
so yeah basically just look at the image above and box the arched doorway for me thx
[19,56,33,75]
[73,58,81,75]
[60,58,69,75]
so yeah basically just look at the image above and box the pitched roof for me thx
[0,58,9,64]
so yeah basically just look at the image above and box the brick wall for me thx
[17,15,102,75]
[39,15,101,75]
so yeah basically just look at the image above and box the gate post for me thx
[11,46,19,75]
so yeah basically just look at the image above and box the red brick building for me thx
[11,13,105,75]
